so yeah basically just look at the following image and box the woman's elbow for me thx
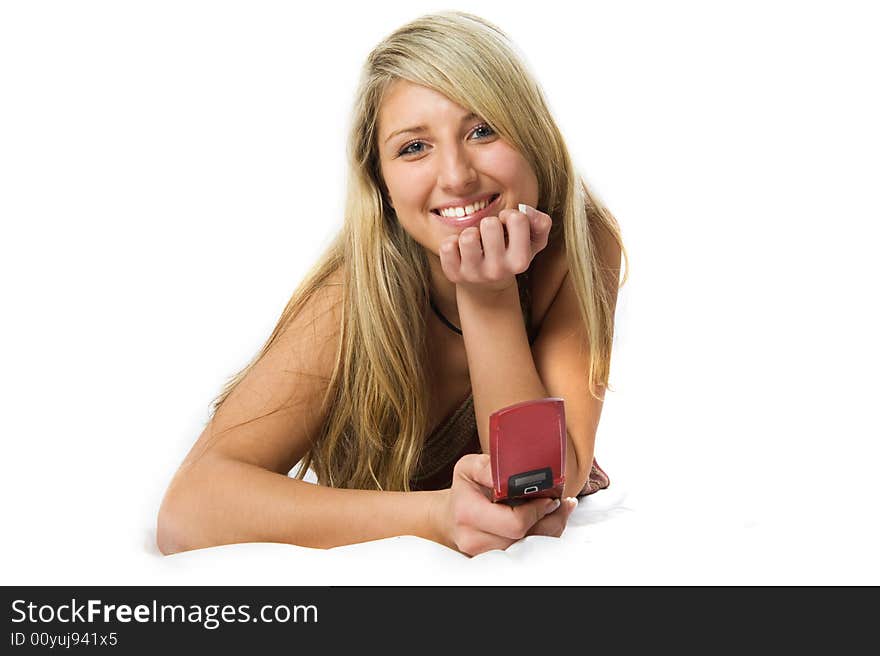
[156,490,190,555]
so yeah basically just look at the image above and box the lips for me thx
[430,193,502,230]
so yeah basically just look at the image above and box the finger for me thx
[457,226,483,276]
[525,512,566,538]
[439,237,461,281]
[455,527,516,557]
[503,210,532,273]
[525,498,577,538]
[479,497,561,541]
[516,496,563,531]
[517,204,552,250]
[478,216,506,276]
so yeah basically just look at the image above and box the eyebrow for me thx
[384,112,479,145]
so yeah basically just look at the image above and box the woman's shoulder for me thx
[273,268,345,373]
[302,267,345,320]
[528,235,568,329]
[528,216,622,328]
[318,266,345,299]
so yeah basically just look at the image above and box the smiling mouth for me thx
[430,193,500,219]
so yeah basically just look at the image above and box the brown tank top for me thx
[409,272,610,496]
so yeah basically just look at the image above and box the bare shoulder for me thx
[279,267,344,370]
[299,267,344,338]
[528,234,567,328]
[529,216,622,329]
[591,218,623,305]
[177,267,345,476]
[593,218,623,274]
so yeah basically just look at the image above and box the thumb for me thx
[473,453,494,490]
[543,498,562,515]
[454,453,495,491]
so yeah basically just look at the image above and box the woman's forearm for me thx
[157,455,448,554]
[456,282,585,495]
[457,282,548,452]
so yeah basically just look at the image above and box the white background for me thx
[2,0,878,585]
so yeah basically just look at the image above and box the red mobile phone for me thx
[489,397,566,504]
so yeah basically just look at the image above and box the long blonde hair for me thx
[208,10,628,492]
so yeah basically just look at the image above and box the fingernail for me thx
[518,203,549,229]
[547,498,561,514]
[566,497,578,510]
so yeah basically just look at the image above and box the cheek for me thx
[386,168,434,208]
[481,147,534,188]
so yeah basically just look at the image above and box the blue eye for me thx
[397,123,495,157]
[472,124,494,139]
[399,141,426,156]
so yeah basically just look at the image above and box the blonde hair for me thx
[208,10,628,492]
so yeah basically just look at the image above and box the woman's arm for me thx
[157,454,446,553]
[157,268,564,556]
[441,204,620,498]
[157,274,441,554]
[456,281,585,497]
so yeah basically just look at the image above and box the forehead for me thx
[378,80,468,133]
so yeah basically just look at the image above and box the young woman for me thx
[157,10,627,558]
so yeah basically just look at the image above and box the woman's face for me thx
[376,79,539,256]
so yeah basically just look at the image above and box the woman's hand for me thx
[438,204,553,294]
[432,453,577,557]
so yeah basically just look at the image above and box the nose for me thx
[436,142,478,191]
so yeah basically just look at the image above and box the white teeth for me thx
[438,196,493,218]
